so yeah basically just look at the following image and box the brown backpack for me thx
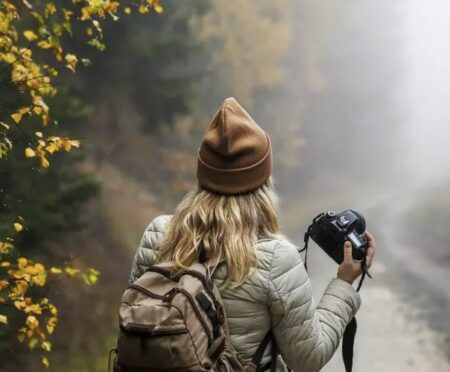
[110,262,277,372]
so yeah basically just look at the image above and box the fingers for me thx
[364,230,376,268]
[343,241,353,264]
[365,230,375,248]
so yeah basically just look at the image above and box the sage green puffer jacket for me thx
[129,215,361,372]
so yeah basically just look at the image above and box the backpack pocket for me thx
[117,324,198,370]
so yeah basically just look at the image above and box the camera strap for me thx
[300,230,371,372]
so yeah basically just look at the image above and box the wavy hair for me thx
[157,178,282,287]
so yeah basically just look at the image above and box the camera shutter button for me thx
[327,211,336,217]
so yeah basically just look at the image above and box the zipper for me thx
[120,323,188,336]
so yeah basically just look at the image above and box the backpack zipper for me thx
[120,323,188,336]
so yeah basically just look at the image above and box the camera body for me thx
[308,209,367,264]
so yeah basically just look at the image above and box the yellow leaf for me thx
[23,30,38,41]
[18,257,28,268]
[65,267,80,276]
[138,5,149,14]
[11,107,31,123]
[25,147,36,158]
[45,3,56,16]
[35,131,43,138]
[65,53,78,72]
[26,315,39,329]
[46,316,57,334]
[0,315,7,324]
[0,241,13,254]
[33,106,43,115]
[19,107,31,115]
[28,337,39,349]
[45,142,59,154]
[17,333,25,343]
[14,222,23,232]
[2,53,15,64]
[14,300,26,309]
[0,262,11,267]
[49,304,58,316]
[49,267,62,274]
[25,303,43,314]
[32,273,46,287]
[11,112,22,123]
[0,122,10,130]
[41,341,51,351]
[32,272,46,287]
[153,3,163,14]
[42,357,49,368]
[70,139,80,148]
[0,280,9,291]
[40,157,50,168]
[124,7,131,14]
[11,281,28,297]
[63,140,72,152]
[37,40,53,49]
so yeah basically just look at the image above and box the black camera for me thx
[307,209,368,264]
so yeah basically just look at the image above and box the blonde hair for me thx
[157,179,282,287]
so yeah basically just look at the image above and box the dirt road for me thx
[293,188,450,371]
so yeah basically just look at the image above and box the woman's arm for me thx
[129,215,172,284]
[268,240,361,372]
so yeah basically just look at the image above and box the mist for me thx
[1,1,449,371]
[272,1,450,370]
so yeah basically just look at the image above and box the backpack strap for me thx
[196,291,221,337]
[253,331,278,372]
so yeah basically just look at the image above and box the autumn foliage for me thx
[0,0,162,367]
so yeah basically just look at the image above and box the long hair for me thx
[157,178,282,287]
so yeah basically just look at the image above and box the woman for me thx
[129,97,375,372]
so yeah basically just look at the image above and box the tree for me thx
[0,0,162,367]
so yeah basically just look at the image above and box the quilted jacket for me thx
[129,215,361,372]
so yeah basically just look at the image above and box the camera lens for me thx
[349,210,366,233]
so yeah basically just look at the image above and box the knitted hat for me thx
[197,97,272,195]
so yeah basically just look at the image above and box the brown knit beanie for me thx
[197,97,272,195]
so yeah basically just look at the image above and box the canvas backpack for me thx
[110,262,278,372]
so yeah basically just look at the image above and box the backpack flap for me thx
[117,272,199,370]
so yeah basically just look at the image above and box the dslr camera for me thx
[307,209,367,264]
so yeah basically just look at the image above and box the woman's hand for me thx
[337,231,376,284]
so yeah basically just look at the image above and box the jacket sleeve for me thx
[268,239,361,372]
[128,215,172,285]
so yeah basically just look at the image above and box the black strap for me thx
[253,331,278,372]
[301,230,372,372]
[108,347,117,372]
[342,317,357,372]
[270,337,278,372]
[196,292,221,337]
[299,226,312,270]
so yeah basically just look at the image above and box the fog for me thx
[405,0,450,182]
[2,1,449,371]
[274,1,450,370]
